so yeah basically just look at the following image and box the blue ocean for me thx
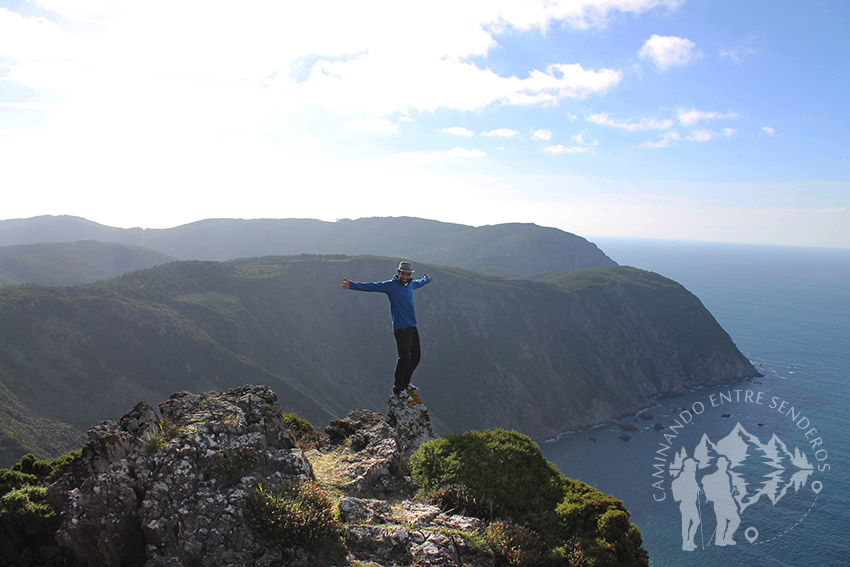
[540,238,850,566]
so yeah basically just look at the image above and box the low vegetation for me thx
[244,478,345,558]
[410,429,648,567]
[284,412,320,449]
[0,451,81,558]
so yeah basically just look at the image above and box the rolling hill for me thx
[0,216,615,280]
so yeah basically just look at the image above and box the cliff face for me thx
[0,256,758,465]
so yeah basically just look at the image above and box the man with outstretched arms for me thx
[340,261,433,399]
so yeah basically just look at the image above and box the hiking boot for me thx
[406,384,419,392]
[393,388,409,399]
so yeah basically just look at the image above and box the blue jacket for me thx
[349,274,431,330]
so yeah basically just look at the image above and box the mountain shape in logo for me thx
[670,423,814,513]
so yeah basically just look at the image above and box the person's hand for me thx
[340,278,351,289]
[425,273,433,282]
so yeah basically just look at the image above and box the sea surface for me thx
[540,238,850,566]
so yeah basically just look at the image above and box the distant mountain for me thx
[0,241,174,287]
[0,255,758,466]
[0,215,144,246]
[0,216,615,280]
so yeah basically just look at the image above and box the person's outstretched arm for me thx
[341,278,392,292]
[411,273,433,290]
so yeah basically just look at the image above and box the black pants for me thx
[393,326,421,391]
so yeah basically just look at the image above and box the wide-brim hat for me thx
[397,261,414,273]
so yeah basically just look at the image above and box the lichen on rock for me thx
[47,385,317,567]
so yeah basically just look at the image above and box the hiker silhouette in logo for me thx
[340,261,433,401]
[701,456,741,546]
[671,458,701,551]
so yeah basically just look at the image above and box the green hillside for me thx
[0,255,757,467]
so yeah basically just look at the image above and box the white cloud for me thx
[544,144,589,154]
[762,126,776,136]
[482,128,519,138]
[443,126,475,137]
[544,131,597,154]
[344,117,398,134]
[677,108,739,125]
[0,1,630,124]
[587,112,673,131]
[523,63,622,100]
[639,34,702,69]
[687,129,715,142]
[642,131,681,149]
[532,129,552,141]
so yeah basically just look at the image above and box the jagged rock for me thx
[323,409,408,495]
[637,410,654,420]
[345,525,411,565]
[401,501,441,526]
[338,497,393,524]
[387,395,438,456]
[343,500,490,567]
[320,398,437,496]
[27,384,495,567]
[48,385,318,567]
[432,513,483,533]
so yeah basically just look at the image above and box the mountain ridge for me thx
[0,215,615,280]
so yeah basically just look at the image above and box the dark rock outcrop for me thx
[47,386,314,567]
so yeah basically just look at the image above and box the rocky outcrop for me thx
[388,395,438,457]
[47,386,314,567]
[27,385,484,567]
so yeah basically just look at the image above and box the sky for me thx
[1,0,849,248]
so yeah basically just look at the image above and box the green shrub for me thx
[283,413,319,448]
[0,468,38,497]
[554,478,648,567]
[0,485,58,538]
[0,450,81,558]
[1,450,81,497]
[245,478,343,552]
[409,430,648,567]
[43,449,81,482]
[409,429,563,524]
